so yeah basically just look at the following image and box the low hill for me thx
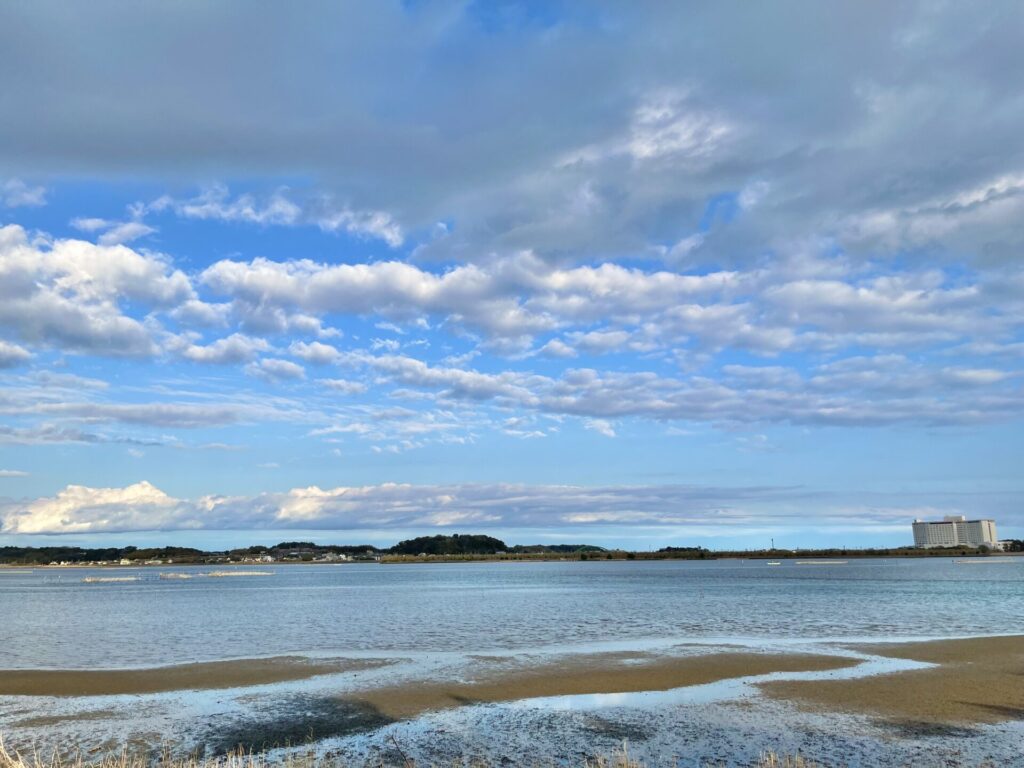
[389,534,508,556]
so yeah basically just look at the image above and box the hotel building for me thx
[912,515,999,549]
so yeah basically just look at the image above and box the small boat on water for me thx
[766,561,782,566]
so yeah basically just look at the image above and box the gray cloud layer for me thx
[2,2,1023,265]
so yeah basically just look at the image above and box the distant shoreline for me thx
[5,532,1020,567]
[2,549,1021,568]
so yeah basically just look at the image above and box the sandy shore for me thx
[347,651,857,720]
[0,657,390,697]
[761,634,1024,725]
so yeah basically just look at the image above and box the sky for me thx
[0,1,1022,550]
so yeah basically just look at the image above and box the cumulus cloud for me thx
[180,333,270,364]
[245,357,306,382]
[537,339,577,358]
[288,341,342,364]
[193,248,1024,360]
[1,481,186,534]
[0,224,191,356]
[5,479,1017,535]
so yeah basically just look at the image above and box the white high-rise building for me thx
[912,515,999,549]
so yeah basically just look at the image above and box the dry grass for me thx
[0,740,830,768]
[753,754,822,768]
[0,742,313,768]
[0,740,912,768]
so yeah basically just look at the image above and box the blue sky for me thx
[0,1,1022,549]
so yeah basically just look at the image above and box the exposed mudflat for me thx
[0,657,393,697]
[760,634,1024,725]
[346,650,858,719]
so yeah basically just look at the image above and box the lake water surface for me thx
[3,557,1023,670]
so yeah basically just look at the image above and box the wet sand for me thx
[348,651,858,719]
[761,635,1024,725]
[0,656,390,697]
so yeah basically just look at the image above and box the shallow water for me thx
[2,557,1023,670]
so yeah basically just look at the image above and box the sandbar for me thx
[349,651,858,719]
[761,634,1024,725]
[0,656,390,697]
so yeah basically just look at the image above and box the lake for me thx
[3,558,1023,669]
[2,558,1023,765]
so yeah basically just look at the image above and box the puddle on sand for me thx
[198,696,394,756]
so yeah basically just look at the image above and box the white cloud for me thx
[0,469,28,478]
[318,378,367,395]
[537,339,577,358]
[6,479,1011,535]
[170,299,231,327]
[1,179,46,208]
[150,186,403,247]
[1,480,184,534]
[0,224,192,356]
[71,217,157,245]
[181,333,270,364]
[289,340,342,364]
[341,351,1024,428]
[245,357,306,382]
[584,418,617,438]
[370,337,401,352]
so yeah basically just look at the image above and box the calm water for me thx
[2,558,1023,670]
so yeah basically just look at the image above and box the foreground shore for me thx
[4,635,1022,725]
[3,635,1022,766]
[762,634,1024,725]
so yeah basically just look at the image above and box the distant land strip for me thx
[2,533,1022,566]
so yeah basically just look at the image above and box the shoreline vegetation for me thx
[0,742,827,768]
[2,533,1022,567]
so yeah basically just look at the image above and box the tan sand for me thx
[0,657,390,697]
[350,651,858,720]
[761,635,1024,725]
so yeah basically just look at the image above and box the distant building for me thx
[912,515,998,549]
